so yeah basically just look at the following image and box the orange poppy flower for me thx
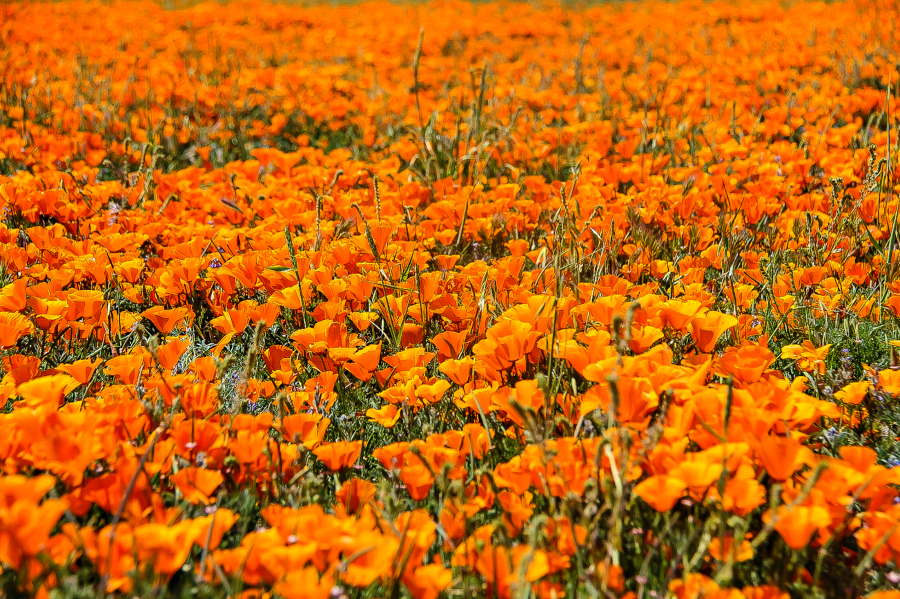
[366,404,402,428]
[707,536,753,562]
[335,478,377,516]
[781,341,831,376]
[720,478,767,516]
[715,344,776,384]
[274,568,333,599]
[141,306,193,335]
[670,460,723,499]
[281,413,330,447]
[839,446,879,472]
[156,336,190,370]
[0,497,69,569]
[0,311,34,347]
[753,435,804,481]
[633,475,688,512]
[438,357,474,386]
[103,353,145,385]
[56,357,102,385]
[132,521,200,576]
[433,329,468,361]
[231,430,268,465]
[16,373,80,408]
[171,467,224,504]
[834,381,870,405]
[628,324,665,354]
[658,299,705,331]
[345,342,381,381]
[0,279,27,312]
[690,311,738,353]
[400,464,434,501]
[313,440,362,471]
[766,504,832,550]
[403,563,454,599]
[65,289,106,321]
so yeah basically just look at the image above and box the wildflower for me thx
[633,475,688,512]
[691,311,739,352]
[834,381,869,405]
[313,441,363,471]
[781,341,831,376]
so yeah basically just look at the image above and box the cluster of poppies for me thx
[2,0,900,597]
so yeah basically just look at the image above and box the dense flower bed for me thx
[2,0,900,597]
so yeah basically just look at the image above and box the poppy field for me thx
[3,0,900,597]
